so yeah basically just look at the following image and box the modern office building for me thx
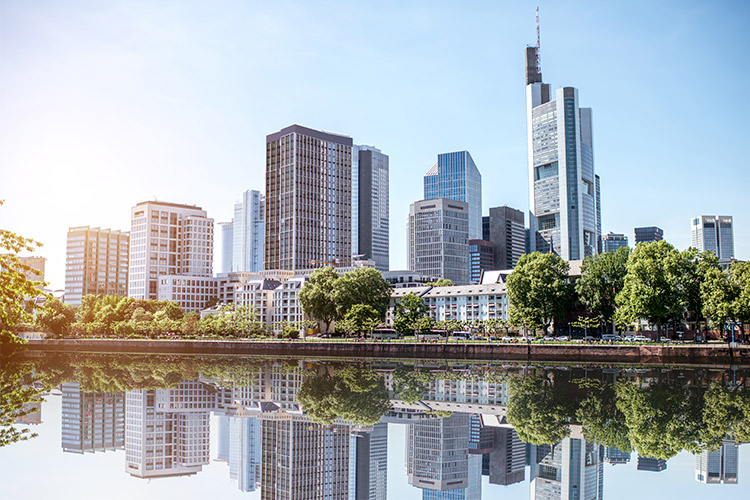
[487,428,525,486]
[64,226,129,306]
[219,221,233,274]
[353,145,389,271]
[60,383,125,454]
[637,456,667,472]
[695,439,738,484]
[424,151,482,240]
[691,216,734,260]
[128,201,213,300]
[157,275,219,312]
[408,198,470,285]
[125,381,214,478]
[525,45,601,260]
[19,255,46,284]
[634,226,663,245]
[265,124,353,271]
[602,232,628,253]
[349,423,388,500]
[233,189,265,273]
[529,438,603,500]
[407,414,471,491]
[260,414,351,500]
[603,447,631,465]
[228,415,262,492]
[468,239,494,283]
[482,206,526,269]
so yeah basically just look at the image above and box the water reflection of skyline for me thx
[35,360,747,499]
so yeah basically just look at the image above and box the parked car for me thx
[554,335,570,341]
[622,335,635,342]
[601,334,620,342]
[633,335,650,342]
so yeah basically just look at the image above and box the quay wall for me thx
[20,339,750,364]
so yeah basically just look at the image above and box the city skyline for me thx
[2,1,748,290]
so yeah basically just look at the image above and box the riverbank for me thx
[19,338,750,364]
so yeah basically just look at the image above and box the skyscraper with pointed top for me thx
[525,40,601,260]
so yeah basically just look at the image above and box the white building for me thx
[386,284,508,326]
[529,438,603,500]
[525,46,601,260]
[157,275,219,313]
[219,221,233,274]
[695,439,738,484]
[129,201,213,301]
[232,189,265,273]
[691,215,735,260]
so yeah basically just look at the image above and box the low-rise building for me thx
[386,283,508,325]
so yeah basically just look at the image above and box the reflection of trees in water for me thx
[505,366,750,460]
[297,364,390,426]
[7,352,750,459]
[0,358,45,447]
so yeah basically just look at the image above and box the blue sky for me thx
[1,0,748,289]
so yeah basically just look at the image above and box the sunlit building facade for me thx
[424,151,482,240]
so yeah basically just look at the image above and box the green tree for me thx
[297,365,390,426]
[506,252,571,336]
[425,279,454,287]
[616,241,683,335]
[575,247,629,333]
[392,293,429,335]
[0,211,47,345]
[333,267,391,320]
[505,374,571,445]
[572,315,600,341]
[701,267,738,334]
[298,267,339,333]
[35,297,75,337]
[337,304,380,337]
[0,362,45,447]
[616,382,705,460]
[701,385,750,445]
[575,379,631,452]
[391,366,433,403]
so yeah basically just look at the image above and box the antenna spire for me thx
[536,6,541,74]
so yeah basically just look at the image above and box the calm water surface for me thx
[1,353,748,500]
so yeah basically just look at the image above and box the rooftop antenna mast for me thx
[536,6,541,75]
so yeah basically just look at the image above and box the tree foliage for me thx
[505,374,571,445]
[0,207,47,345]
[333,267,391,320]
[297,365,390,426]
[575,247,629,332]
[506,252,571,335]
[0,361,44,447]
[35,297,75,337]
[615,241,684,334]
[392,293,429,335]
[336,304,381,337]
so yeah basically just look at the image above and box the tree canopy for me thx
[506,252,571,335]
[575,246,629,332]
[392,293,429,335]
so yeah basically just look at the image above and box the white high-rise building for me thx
[128,201,213,300]
[525,46,601,260]
[529,438,603,500]
[691,216,735,260]
[233,189,265,273]
[353,145,389,271]
[219,221,233,274]
[407,414,472,492]
[695,439,738,484]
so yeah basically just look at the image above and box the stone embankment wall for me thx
[21,339,750,364]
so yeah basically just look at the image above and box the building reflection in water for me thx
[61,383,125,453]
[529,438,604,500]
[125,381,213,478]
[47,361,749,498]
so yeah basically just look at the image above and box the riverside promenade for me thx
[22,339,750,365]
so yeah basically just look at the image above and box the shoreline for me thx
[19,339,750,365]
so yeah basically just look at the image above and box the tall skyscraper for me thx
[487,428,525,486]
[60,383,125,454]
[233,189,265,273]
[469,240,494,283]
[219,221,233,274]
[602,232,628,253]
[408,198,470,285]
[691,215,735,260]
[482,206,526,269]
[695,439,738,484]
[64,226,129,306]
[228,415,262,492]
[407,414,473,492]
[353,145,389,271]
[526,45,601,260]
[529,438,604,500]
[349,423,388,500]
[424,151,482,240]
[634,226,663,245]
[265,125,353,271]
[128,201,213,300]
